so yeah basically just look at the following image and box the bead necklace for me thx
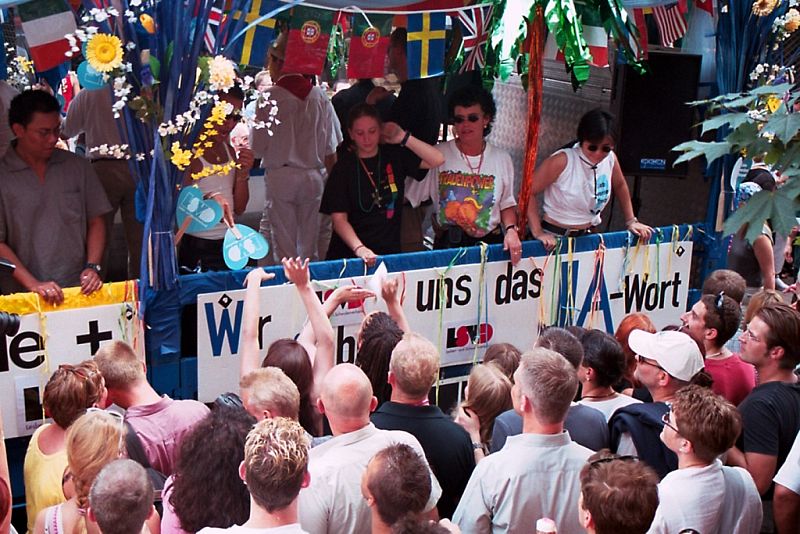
[357,150,382,213]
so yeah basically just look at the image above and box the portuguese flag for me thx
[18,0,77,72]
[347,13,393,79]
[284,6,335,76]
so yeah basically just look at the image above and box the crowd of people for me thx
[0,262,798,534]
[0,19,799,534]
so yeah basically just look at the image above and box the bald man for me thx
[298,364,441,534]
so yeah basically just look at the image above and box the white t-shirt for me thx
[774,430,800,493]
[647,460,762,534]
[199,524,308,534]
[578,394,641,422]
[406,140,516,238]
[541,144,616,227]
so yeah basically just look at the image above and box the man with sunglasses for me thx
[609,330,706,479]
[727,303,800,533]
[680,293,755,405]
[525,108,652,251]
[648,385,762,533]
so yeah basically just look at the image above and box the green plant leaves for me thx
[723,189,800,241]
[673,141,733,166]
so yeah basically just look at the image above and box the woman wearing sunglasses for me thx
[408,85,522,263]
[526,108,653,250]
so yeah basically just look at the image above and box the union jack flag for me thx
[457,4,493,73]
[205,7,225,53]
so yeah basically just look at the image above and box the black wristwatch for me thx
[85,263,102,274]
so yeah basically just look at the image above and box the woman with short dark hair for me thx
[577,330,641,421]
[409,85,522,263]
[526,108,653,250]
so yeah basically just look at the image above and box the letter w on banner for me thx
[347,13,393,79]
[407,12,447,79]
[544,0,609,68]
[284,5,334,75]
[457,3,493,73]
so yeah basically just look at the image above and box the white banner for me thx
[0,300,142,438]
[198,240,693,402]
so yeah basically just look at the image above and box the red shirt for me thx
[705,354,757,406]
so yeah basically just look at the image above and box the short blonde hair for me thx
[244,417,309,513]
[67,411,124,509]
[94,341,144,390]
[516,348,578,424]
[240,367,300,420]
[389,333,439,398]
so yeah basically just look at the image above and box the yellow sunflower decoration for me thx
[86,34,124,72]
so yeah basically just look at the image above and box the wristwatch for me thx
[85,263,102,274]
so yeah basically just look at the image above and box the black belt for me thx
[541,220,592,237]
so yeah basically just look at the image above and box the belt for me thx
[541,220,592,237]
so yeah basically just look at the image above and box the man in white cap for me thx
[609,329,707,479]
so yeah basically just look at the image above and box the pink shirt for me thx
[125,395,209,476]
[705,354,757,406]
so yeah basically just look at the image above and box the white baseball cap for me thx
[629,329,704,382]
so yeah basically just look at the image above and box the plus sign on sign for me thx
[0,301,142,439]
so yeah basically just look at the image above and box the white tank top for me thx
[189,144,237,240]
[541,143,616,227]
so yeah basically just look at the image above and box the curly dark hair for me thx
[169,404,256,532]
[448,85,497,136]
[356,312,404,405]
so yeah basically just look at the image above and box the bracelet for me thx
[625,217,639,228]
[354,244,365,254]
[505,224,518,233]
[399,130,411,148]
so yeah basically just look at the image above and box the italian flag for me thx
[18,0,77,72]
[544,1,609,68]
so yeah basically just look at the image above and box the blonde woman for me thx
[33,410,159,534]
[454,363,513,462]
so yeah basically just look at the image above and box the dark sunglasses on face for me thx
[453,113,481,124]
[586,144,613,153]
[227,112,242,121]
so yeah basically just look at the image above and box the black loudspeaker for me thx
[611,50,702,178]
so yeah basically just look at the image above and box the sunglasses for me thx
[661,410,681,434]
[636,354,666,372]
[86,407,126,455]
[713,291,728,335]
[227,112,242,121]
[586,144,613,153]
[453,113,482,124]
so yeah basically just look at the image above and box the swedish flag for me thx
[228,0,278,68]
[406,12,446,79]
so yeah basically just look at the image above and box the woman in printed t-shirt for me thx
[526,108,653,250]
[408,85,523,265]
[320,103,444,266]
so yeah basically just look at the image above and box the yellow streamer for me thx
[0,281,141,315]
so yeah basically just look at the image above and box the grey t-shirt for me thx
[0,147,111,292]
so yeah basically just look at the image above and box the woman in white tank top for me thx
[525,109,653,250]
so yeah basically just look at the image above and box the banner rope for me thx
[435,247,468,404]
[473,242,488,365]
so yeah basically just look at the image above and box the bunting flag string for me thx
[457,3,493,73]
